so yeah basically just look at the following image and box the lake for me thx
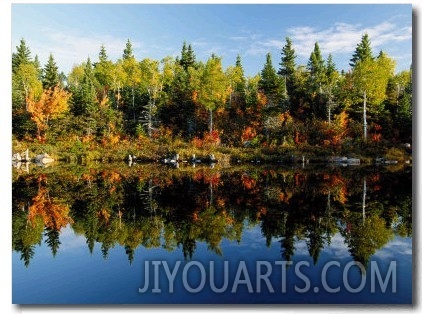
[12,162,413,304]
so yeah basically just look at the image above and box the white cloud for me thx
[286,20,412,59]
[373,237,412,260]
[26,27,143,74]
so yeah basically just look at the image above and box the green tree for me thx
[33,55,43,80]
[351,52,395,141]
[13,63,43,112]
[322,54,340,124]
[109,60,127,109]
[12,38,32,74]
[139,58,163,138]
[349,33,374,68]
[259,53,283,106]
[42,53,60,89]
[123,39,134,59]
[179,41,196,71]
[225,54,246,107]
[94,44,114,99]
[196,54,229,134]
[122,40,141,124]
[278,37,296,99]
[307,42,326,92]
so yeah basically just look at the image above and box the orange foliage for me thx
[241,126,256,142]
[192,136,203,148]
[203,130,221,145]
[28,186,72,230]
[101,134,121,147]
[257,92,267,107]
[101,170,122,184]
[203,172,221,185]
[241,174,256,190]
[27,85,71,140]
[98,208,111,223]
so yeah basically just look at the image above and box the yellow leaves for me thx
[26,85,71,140]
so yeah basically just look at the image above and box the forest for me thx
[12,34,412,163]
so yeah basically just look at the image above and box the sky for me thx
[11,2,412,77]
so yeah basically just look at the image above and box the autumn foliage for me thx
[26,85,71,141]
[28,176,73,230]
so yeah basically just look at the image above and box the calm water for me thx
[12,162,412,304]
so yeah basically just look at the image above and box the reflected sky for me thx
[13,224,412,304]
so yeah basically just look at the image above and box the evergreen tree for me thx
[307,42,326,87]
[326,53,336,79]
[324,54,340,124]
[179,41,196,71]
[123,39,134,60]
[306,42,327,118]
[42,53,60,89]
[44,227,61,257]
[12,38,32,74]
[234,54,246,93]
[94,44,114,96]
[349,33,374,68]
[259,53,282,106]
[99,44,108,63]
[81,58,98,112]
[278,37,296,97]
[33,54,42,80]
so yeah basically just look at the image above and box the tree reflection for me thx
[12,164,412,267]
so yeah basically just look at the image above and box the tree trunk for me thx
[209,109,213,134]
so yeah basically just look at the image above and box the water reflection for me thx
[12,163,412,269]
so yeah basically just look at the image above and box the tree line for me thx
[12,34,412,157]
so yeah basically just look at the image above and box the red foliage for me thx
[241,126,256,142]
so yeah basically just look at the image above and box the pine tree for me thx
[81,57,98,112]
[307,42,325,84]
[326,54,336,79]
[33,55,42,80]
[259,53,280,103]
[306,42,327,118]
[179,42,196,71]
[278,37,296,98]
[123,39,134,60]
[42,53,60,89]
[349,33,374,68]
[12,38,32,74]
[234,54,246,93]
[99,44,108,63]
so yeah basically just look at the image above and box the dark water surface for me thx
[12,162,412,304]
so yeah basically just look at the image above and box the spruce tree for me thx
[259,53,279,99]
[99,44,108,63]
[42,53,60,89]
[307,42,325,82]
[234,54,246,93]
[123,39,134,60]
[278,37,296,97]
[33,55,42,80]
[349,33,374,68]
[12,38,32,74]
[179,41,196,71]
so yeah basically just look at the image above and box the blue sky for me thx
[12,3,412,77]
